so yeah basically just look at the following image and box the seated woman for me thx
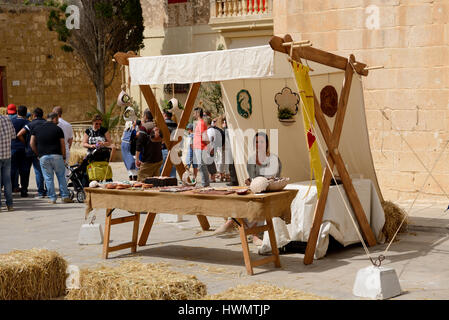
[214,132,282,246]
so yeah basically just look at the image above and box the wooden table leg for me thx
[237,218,254,276]
[131,212,140,253]
[196,215,210,231]
[102,209,113,259]
[266,218,281,268]
[138,212,156,246]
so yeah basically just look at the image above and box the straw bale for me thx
[65,261,207,300]
[205,282,329,300]
[381,201,409,242]
[0,249,68,300]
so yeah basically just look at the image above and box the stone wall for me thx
[0,4,121,122]
[274,0,449,203]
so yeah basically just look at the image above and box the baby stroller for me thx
[67,147,113,203]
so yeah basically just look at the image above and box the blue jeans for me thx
[32,156,46,196]
[193,149,212,187]
[0,158,13,207]
[39,154,69,201]
[159,148,177,178]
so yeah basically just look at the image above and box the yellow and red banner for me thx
[292,60,324,197]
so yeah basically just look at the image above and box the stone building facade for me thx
[273,0,448,203]
[0,2,121,122]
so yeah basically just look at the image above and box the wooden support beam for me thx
[303,160,334,265]
[332,55,355,145]
[269,34,368,76]
[161,82,201,177]
[300,54,377,265]
[139,85,173,150]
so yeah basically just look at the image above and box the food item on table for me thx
[89,181,99,188]
[133,182,143,188]
[105,183,117,189]
[142,183,154,189]
[116,184,131,190]
[249,176,269,194]
[266,177,290,191]
[236,188,249,195]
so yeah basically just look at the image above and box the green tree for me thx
[43,0,144,112]
[198,82,224,118]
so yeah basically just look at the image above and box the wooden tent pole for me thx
[161,82,201,177]
[269,35,369,77]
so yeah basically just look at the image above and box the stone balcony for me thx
[209,0,273,32]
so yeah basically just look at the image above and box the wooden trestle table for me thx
[84,187,298,275]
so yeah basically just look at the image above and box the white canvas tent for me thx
[129,45,381,196]
[124,37,385,264]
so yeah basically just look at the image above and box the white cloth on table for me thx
[259,179,386,259]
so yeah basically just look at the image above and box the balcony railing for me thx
[209,0,273,32]
[214,0,271,17]
[70,124,124,164]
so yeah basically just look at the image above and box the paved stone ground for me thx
[0,162,448,300]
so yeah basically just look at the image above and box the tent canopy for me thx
[129,45,341,85]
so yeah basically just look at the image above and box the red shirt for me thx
[193,119,208,150]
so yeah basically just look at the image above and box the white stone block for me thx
[78,223,103,245]
[353,266,402,300]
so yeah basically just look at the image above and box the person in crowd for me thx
[83,114,112,159]
[222,118,238,186]
[0,112,16,211]
[121,119,138,181]
[30,112,73,204]
[7,104,17,120]
[17,108,47,198]
[214,132,282,245]
[210,117,226,182]
[204,116,217,182]
[53,106,73,176]
[192,107,211,187]
[11,105,31,197]
[135,125,163,182]
[160,110,177,177]
[184,123,194,169]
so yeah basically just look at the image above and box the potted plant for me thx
[278,107,296,123]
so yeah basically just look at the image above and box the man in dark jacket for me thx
[17,108,47,198]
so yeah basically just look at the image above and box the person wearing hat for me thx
[7,104,17,120]
[10,105,32,197]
